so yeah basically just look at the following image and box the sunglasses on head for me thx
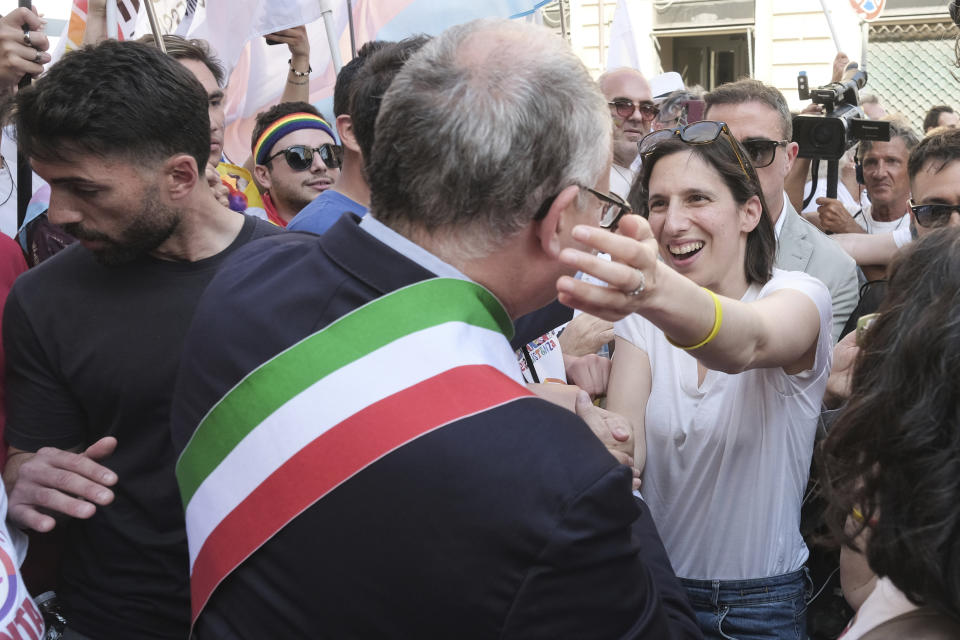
[266,144,343,172]
[740,139,790,168]
[638,120,751,181]
[533,186,633,229]
[908,199,960,228]
[608,99,659,122]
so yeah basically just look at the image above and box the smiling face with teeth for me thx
[645,148,764,298]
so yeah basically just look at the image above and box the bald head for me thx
[598,68,653,166]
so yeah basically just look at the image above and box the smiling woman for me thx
[554,120,834,640]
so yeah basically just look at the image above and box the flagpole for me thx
[346,0,357,60]
[319,0,342,74]
[144,0,167,53]
[817,0,842,52]
[106,0,118,40]
[16,0,32,230]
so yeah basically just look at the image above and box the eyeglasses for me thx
[740,139,789,168]
[266,144,343,172]
[908,199,960,228]
[608,99,659,122]
[586,187,632,229]
[533,186,633,229]
[638,120,750,182]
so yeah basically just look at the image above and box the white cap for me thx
[649,71,684,101]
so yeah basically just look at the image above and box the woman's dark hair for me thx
[627,130,775,285]
[820,227,960,620]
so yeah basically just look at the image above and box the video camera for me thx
[792,63,889,160]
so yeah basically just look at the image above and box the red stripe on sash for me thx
[189,364,531,622]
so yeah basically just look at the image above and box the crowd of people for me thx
[0,2,954,640]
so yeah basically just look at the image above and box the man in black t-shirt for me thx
[0,41,277,639]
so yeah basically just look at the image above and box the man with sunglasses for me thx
[705,79,858,342]
[599,67,657,198]
[250,102,342,227]
[170,19,700,639]
[831,127,960,267]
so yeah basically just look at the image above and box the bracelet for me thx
[666,287,723,350]
[288,59,311,77]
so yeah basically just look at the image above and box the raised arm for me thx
[557,215,823,376]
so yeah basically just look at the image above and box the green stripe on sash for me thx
[176,278,513,507]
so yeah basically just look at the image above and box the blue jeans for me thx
[680,568,810,640]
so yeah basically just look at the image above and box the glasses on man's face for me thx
[584,187,632,229]
[266,144,343,172]
[740,139,789,168]
[638,120,751,181]
[908,199,960,228]
[608,99,659,122]
[533,186,632,229]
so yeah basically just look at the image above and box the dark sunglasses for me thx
[608,99,659,122]
[740,139,789,168]
[533,186,632,229]
[908,199,960,228]
[266,144,343,172]
[638,120,750,181]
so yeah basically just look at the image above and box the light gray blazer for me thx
[775,199,859,342]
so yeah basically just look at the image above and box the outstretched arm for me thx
[556,215,823,376]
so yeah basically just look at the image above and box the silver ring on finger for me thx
[23,31,32,47]
[627,269,646,296]
[33,50,43,64]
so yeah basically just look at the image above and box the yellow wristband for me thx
[666,287,723,350]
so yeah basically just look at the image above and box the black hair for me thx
[350,35,431,164]
[923,105,956,132]
[8,39,209,176]
[820,227,960,621]
[333,40,389,118]
[908,126,960,180]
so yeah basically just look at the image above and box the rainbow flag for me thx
[175,277,533,623]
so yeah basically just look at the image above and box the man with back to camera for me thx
[704,78,859,341]
[170,19,701,639]
[1,41,278,639]
[250,101,341,227]
[598,67,656,198]
[286,40,390,233]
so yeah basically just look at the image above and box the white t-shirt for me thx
[0,482,44,638]
[802,180,862,216]
[855,204,910,235]
[609,164,636,200]
[615,269,833,580]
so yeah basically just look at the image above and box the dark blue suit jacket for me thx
[171,215,701,639]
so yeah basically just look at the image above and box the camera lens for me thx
[812,123,834,146]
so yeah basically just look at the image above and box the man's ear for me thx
[163,154,200,201]
[336,114,361,155]
[782,140,800,174]
[535,184,583,259]
[253,164,272,191]
[739,194,763,233]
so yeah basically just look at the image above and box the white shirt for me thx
[0,481,44,637]
[609,164,636,200]
[774,196,788,239]
[802,180,862,216]
[615,269,833,579]
[855,204,910,235]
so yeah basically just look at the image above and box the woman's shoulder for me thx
[758,268,831,306]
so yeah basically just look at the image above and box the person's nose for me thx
[47,191,82,226]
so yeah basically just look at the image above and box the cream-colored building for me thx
[542,0,958,131]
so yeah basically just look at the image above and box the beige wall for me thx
[563,0,865,108]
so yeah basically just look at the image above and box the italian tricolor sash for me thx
[175,278,533,623]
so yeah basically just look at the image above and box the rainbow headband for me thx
[254,113,336,165]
